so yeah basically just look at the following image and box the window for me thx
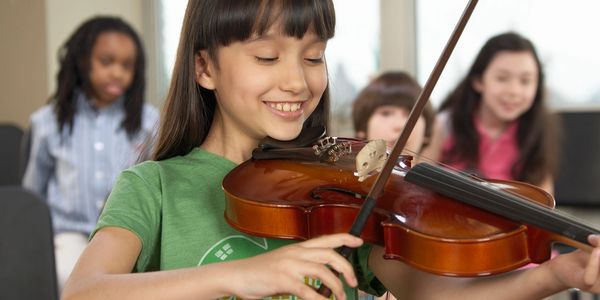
[416,0,600,108]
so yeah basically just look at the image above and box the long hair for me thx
[352,71,435,148]
[52,16,146,138]
[153,0,336,161]
[440,32,560,184]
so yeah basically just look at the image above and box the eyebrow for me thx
[246,32,326,44]
[493,68,536,75]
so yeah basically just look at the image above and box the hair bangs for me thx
[204,0,335,52]
[273,0,335,40]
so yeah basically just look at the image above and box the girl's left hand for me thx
[548,235,600,292]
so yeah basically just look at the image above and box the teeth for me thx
[269,102,301,112]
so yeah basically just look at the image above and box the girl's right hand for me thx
[227,233,363,300]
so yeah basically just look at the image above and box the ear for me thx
[472,77,483,93]
[356,131,367,139]
[195,51,216,90]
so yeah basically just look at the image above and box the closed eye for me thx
[255,56,278,63]
[306,57,324,64]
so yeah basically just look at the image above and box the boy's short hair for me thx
[352,71,435,146]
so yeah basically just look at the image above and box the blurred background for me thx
[5,0,600,130]
[1,1,600,298]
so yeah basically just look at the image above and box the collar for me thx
[76,89,125,116]
[473,114,519,141]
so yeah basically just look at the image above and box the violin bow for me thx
[318,0,479,296]
[348,0,478,245]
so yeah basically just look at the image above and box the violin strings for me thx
[405,163,599,245]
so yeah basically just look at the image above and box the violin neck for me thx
[405,163,599,246]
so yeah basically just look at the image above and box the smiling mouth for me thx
[501,104,519,112]
[105,84,124,96]
[266,102,303,112]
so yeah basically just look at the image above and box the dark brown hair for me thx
[439,32,560,184]
[153,0,336,160]
[52,16,146,138]
[352,71,435,148]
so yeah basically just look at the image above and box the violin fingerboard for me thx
[405,163,599,245]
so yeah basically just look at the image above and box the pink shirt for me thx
[442,117,519,180]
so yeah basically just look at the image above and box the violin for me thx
[223,137,596,277]
[223,0,598,286]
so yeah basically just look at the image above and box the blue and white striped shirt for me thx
[23,91,159,235]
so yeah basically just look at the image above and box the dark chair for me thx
[555,110,600,207]
[554,109,600,299]
[20,126,32,181]
[0,186,57,300]
[0,123,24,185]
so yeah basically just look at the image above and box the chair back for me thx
[0,124,24,185]
[0,186,58,300]
[20,126,32,181]
[555,109,600,206]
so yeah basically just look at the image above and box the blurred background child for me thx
[352,71,435,160]
[352,71,434,300]
[22,16,158,290]
[422,32,560,194]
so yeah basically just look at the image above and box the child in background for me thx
[63,2,600,300]
[352,71,434,159]
[422,32,560,194]
[352,71,434,300]
[22,16,158,290]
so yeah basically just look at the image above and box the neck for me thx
[91,95,119,110]
[476,106,511,140]
[201,108,260,164]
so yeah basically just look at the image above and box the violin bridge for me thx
[355,139,388,182]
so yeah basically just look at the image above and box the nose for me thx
[109,64,127,81]
[279,59,309,94]
[393,121,405,133]
[506,78,522,98]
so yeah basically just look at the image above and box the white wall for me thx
[45,0,145,98]
[380,0,416,75]
[0,0,48,129]
[0,0,158,129]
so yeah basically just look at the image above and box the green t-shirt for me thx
[94,148,385,299]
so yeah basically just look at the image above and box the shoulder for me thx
[162,148,236,176]
[30,104,55,124]
[420,110,451,161]
[436,110,451,127]
[434,110,453,138]
[122,160,161,181]
[125,148,235,184]
[142,103,159,122]
[29,105,57,134]
[141,103,160,131]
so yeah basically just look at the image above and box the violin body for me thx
[223,139,557,277]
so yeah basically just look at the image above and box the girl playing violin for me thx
[422,32,560,194]
[63,1,600,299]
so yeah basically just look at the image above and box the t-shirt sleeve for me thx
[22,109,55,197]
[352,244,387,296]
[92,162,162,271]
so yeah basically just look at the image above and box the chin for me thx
[267,127,303,141]
[499,113,521,122]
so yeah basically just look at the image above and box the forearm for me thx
[370,246,569,300]
[428,264,568,300]
[62,261,239,300]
